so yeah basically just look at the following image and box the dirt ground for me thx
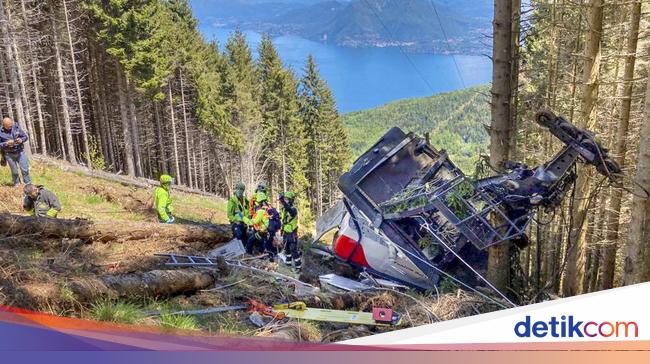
[0,161,500,342]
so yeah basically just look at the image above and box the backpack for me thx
[266,206,282,233]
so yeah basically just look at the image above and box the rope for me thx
[359,0,437,94]
[347,205,511,309]
[416,216,517,308]
[426,0,466,88]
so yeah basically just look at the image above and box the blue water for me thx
[200,26,492,113]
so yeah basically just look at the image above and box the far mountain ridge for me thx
[190,0,493,55]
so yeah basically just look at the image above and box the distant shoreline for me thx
[207,22,492,57]
[202,25,493,112]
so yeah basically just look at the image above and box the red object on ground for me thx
[247,299,286,320]
[372,308,393,323]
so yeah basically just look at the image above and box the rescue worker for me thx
[0,117,31,186]
[248,182,268,217]
[255,183,268,194]
[279,191,301,272]
[23,184,61,218]
[244,190,280,261]
[227,182,249,241]
[154,174,175,223]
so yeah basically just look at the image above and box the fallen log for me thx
[68,269,218,302]
[0,213,232,244]
[14,269,220,307]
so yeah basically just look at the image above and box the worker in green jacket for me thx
[227,182,250,242]
[243,191,281,260]
[155,174,175,223]
[23,184,61,218]
[279,191,301,271]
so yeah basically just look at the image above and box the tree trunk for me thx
[48,71,66,160]
[487,0,517,293]
[0,55,14,119]
[25,5,46,155]
[199,137,206,191]
[168,84,181,184]
[562,0,603,297]
[68,269,219,303]
[115,65,135,176]
[0,213,231,244]
[127,80,143,176]
[62,0,90,166]
[600,0,641,290]
[0,0,30,155]
[8,268,220,308]
[89,43,109,165]
[8,15,35,154]
[179,70,193,188]
[50,5,76,163]
[280,118,288,191]
[154,101,166,174]
[621,58,650,286]
[509,0,521,159]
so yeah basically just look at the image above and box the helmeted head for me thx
[280,191,295,206]
[160,174,174,190]
[234,182,246,198]
[23,184,39,199]
[2,117,13,131]
[255,182,267,193]
[255,191,268,204]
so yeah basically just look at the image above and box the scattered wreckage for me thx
[314,110,620,305]
[155,109,620,322]
[155,249,403,327]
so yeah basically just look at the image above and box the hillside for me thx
[190,0,492,54]
[0,158,228,224]
[0,158,494,340]
[342,85,490,172]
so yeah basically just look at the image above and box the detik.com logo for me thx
[514,316,638,338]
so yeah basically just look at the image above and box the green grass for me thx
[58,283,76,303]
[0,159,228,224]
[89,300,145,324]
[157,314,199,330]
[85,195,105,205]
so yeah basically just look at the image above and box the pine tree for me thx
[257,36,312,218]
[622,66,650,285]
[299,55,350,216]
[488,0,519,293]
[222,30,262,191]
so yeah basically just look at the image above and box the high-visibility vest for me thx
[252,205,271,232]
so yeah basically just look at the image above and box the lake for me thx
[200,26,492,113]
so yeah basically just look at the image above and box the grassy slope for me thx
[0,156,498,339]
[0,159,227,224]
[342,85,490,173]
